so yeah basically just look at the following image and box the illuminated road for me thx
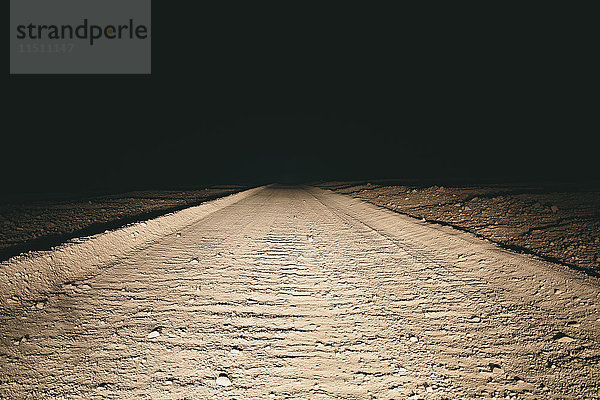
[1,186,599,399]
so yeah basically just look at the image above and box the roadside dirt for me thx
[318,182,600,276]
[0,187,246,262]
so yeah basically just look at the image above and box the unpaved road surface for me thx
[1,186,599,399]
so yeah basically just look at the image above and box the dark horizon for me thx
[4,3,596,194]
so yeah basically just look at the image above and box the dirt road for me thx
[1,186,599,399]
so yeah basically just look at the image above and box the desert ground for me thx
[0,187,245,262]
[1,185,599,399]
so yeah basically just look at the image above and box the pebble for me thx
[216,373,232,386]
[13,335,29,345]
[148,329,161,339]
[489,363,503,374]
[190,258,199,264]
[554,333,576,343]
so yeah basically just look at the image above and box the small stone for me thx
[410,336,418,343]
[489,363,503,374]
[190,258,199,264]
[468,315,481,323]
[148,329,161,339]
[13,334,29,345]
[216,373,232,386]
[553,332,576,343]
[176,233,181,238]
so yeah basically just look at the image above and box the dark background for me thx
[4,3,597,194]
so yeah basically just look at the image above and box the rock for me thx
[489,363,503,374]
[13,334,29,345]
[216,373,232,386]
[190,258,199,264]
[147,329,161,339]
[553,332,576,343]
[468,315,481,323]
[34,300,46,309]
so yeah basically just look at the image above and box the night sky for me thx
[4,3,596,193]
